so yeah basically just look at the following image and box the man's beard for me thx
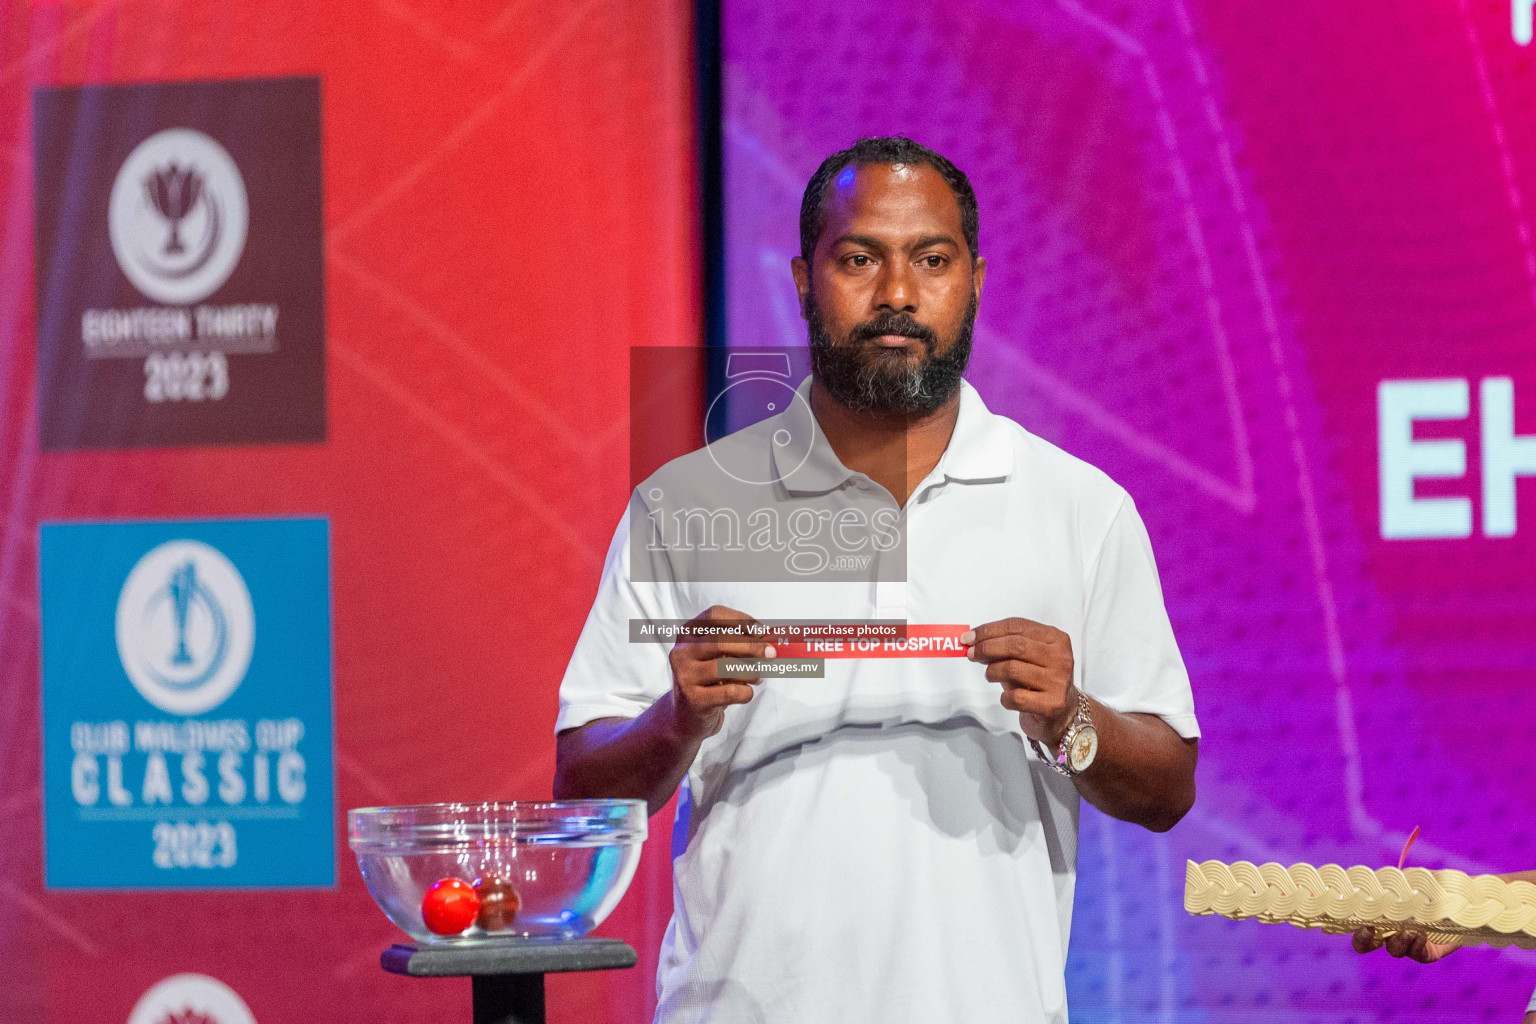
[806,291,976,417]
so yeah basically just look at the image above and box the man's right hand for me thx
[669,605,775,738]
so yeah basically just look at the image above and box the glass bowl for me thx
[348,799,647,943]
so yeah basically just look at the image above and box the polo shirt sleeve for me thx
[555,504,678,734]
[1079,492,1200,739]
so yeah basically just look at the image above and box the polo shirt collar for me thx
[773,377,847,495]
[773,376,1014,495]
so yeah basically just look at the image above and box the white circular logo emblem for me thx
[704,353,817,486]
[127,973,257,1024]
[116,540,255,716]
[109,128,249,306]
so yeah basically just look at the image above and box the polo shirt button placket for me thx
[872,503,907,621]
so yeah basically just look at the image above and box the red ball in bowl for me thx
[421,877,480,935]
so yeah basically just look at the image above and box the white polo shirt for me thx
[557,378,1199,1024]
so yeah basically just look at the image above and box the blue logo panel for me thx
[40,518,334,889]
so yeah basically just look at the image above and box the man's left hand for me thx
[1351,927,1459,963]
[962,617,1077,746]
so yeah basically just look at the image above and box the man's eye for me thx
[849,254,872,267]
[921,255,945,268]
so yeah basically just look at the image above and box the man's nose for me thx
[873,260,917,314]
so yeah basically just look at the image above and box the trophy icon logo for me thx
[109,127,248,306]
[116,539,255,716]
[146,162,208,257]
[167,560,205,666]
[152,1010,217,1024]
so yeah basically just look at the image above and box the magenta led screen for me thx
[723,1,1536,1018]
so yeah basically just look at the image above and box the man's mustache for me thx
[848,313,938,349]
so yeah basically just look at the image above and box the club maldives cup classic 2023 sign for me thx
[32,77,324,449]
[39,519,334,889]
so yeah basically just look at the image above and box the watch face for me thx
[1068,726,1099,772]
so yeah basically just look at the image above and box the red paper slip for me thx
[775,624,971,659]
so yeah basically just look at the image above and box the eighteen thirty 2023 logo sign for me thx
[32,77,325,449]
[40,519,334,889]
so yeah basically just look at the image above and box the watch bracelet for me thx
[1030,693,1091,777]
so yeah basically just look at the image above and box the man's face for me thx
[793,162,985,417]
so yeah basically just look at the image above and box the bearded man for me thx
[554,136,1200,1024]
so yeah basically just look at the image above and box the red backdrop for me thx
[0,2,700,1021]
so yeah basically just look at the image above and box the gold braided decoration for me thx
[1184,860,1536,950]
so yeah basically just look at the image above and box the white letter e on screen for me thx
[1378,379,1472,540]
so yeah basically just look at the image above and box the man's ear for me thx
[791,256,811,320]
[972,256,987,307]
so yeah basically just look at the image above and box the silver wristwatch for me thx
[1030,692,1099,777]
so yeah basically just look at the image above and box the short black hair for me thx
[799,136,979,261]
